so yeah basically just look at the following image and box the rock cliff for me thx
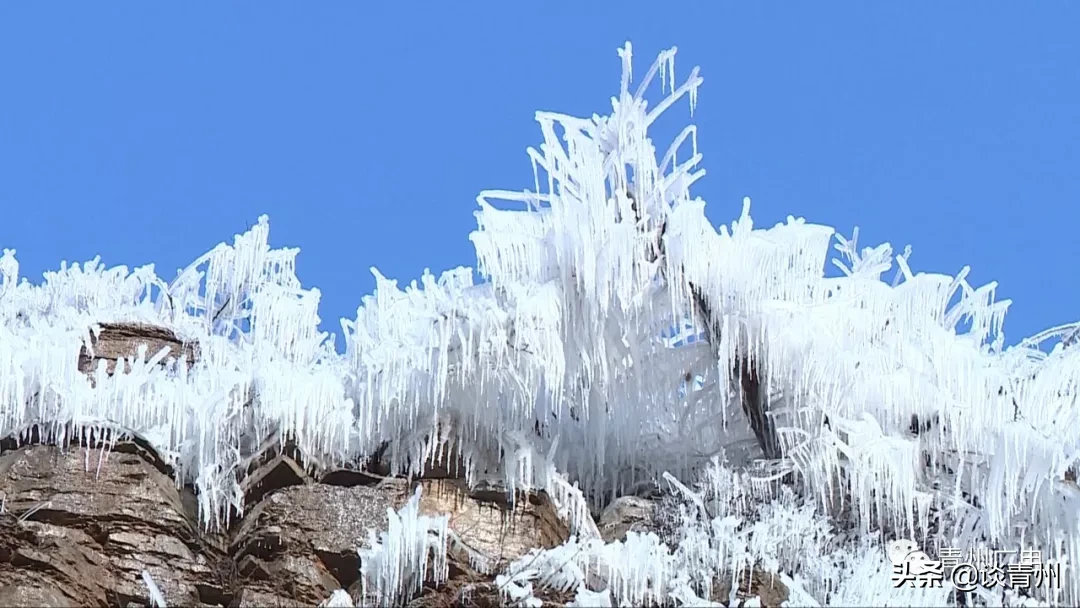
[0,322,786,607]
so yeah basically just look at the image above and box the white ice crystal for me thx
[319,589,355,608]
[141,569,168,608]
[1,41,1077,606]
[357,486,450,607]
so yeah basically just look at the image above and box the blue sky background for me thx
[1,3,1077,350]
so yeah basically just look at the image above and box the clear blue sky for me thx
[1,3,1077,349]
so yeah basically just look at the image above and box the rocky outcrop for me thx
[0,443,222,607]
[417,479,569,570]
[78,323,198,377]
[0,322,560,607]
[0,322,789,607]
[402,480,576,608]
[231,480,409,605]
[596,495,658,543]
[0,439,581,607]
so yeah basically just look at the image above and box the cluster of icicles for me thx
[1,42,1077,606]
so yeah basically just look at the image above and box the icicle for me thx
[358,486,449,607]
[319,590,355,608]
[141,570,168,608]
[1,41,1076,607]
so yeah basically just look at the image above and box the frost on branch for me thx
[1,41,1078,606]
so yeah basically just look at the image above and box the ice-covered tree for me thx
[1,42,1077,606]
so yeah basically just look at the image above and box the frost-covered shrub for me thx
[1,40,1077,606]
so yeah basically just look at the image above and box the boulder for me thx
[417,479,569,572]
[597,495,658,543]
[230,481,408,604]
[0,444,224,607]
[78,322,198,377]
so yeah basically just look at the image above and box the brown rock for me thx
[597,495,657,543]
[0,444,224,607]
[233,587,302,607]
[230,480,409,605]
[711,567,790,608]
[0,322,591,607]
[78,322,198,377]
[417,479,570,573]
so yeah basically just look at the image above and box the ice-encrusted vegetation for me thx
[1,42,1077,606]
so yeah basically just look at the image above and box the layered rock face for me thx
[0,323,787,607]
[0,442,581,607]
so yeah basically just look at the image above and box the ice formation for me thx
[357,486,450,606]
[141,570,168,608]
[1,42,1077,606]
